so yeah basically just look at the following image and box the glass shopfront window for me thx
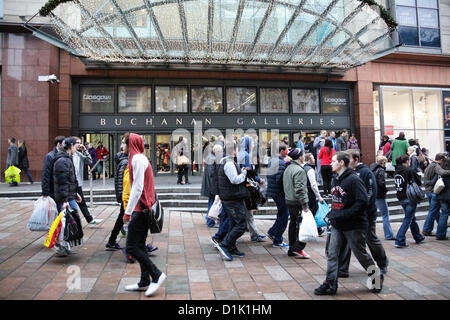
[226,87,257,113]
[260,88,289,113]
[379,86,444,158]
[155,86,188,113]
[292,89,320,113]
[81,86,114,113]
[191,87,223,112]
[322,89,349,113]
[118,86,151,113]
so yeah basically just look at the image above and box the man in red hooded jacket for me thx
[123,133,166,297]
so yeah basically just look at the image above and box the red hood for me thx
[128,133,155,210]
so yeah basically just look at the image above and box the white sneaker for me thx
[145,273,166,297]
[125,283,149,291]
[88,219,104,225]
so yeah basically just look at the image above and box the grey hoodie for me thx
[73,150,92,187]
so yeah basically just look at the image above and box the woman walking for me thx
[318,139,335,196]
[390,132,409,167]
[347,133,360,151]
[436,157,450,240]
[393,154,425,248]
[18,139,33,184]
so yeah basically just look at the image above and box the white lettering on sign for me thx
[288,118,292,125]
[115,118,122,126]
[331,118,335,125]
[83,94,112,103]
[176,118,183,125]
[100,118,106,126]
[298,118,303,125]
[251,118,257,125]
[146,118,153,126]
[324,97,347,105]
[205,118,211,125]
[161,118,167,125]
[131,118,136,125]
[237,118,244,125]
[320,118,324,125]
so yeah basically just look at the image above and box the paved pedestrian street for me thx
[0,199,449,300]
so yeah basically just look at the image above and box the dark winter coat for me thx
[217,157,248,201]
[370,163,387,199]
[394,165,422,201]
[437,176,450,201]
[41,147,59,197]
[18,145,29,169]
[114,152,129,203]
[201,152,219,198]
[53,151,78,203]
[6,143,18,167]
[336,136,347,151]
[327,168,369,231]
[267,156,286,198]
[355,163,378,222]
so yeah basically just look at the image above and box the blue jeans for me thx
[316,158,323,185]
[395,199,425,246]
[22,168,33,183]
[436,200,449,239]
[267,195,289,244]
[423,192,441,234]
[57,199,79,214]
[375,199,395,240]
[205,196,216,227]
[220,200,247,252]
[213,207,229,242]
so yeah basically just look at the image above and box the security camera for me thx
[38,74,60,83]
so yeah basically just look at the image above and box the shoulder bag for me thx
[433,176,445,194]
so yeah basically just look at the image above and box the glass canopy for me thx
[29,0,397,70]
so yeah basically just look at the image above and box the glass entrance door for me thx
[81,133,115,178]
[156,134,171,174]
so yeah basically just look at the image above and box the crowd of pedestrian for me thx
[15,127,449,298]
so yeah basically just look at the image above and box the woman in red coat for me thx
[318,139,335,196]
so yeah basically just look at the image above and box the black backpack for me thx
[63,209,83,246]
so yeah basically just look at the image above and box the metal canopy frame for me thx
[27,0,397,70]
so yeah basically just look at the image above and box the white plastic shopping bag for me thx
[208,195,222,222]
[298,209,319,242]
[27,196,58,231]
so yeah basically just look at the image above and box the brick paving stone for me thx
[1,200,449,300]
[188,269,209,283]
[0,277,26,298]
[264,265,294,281]
[190,282,215,300]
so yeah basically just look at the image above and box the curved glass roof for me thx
[34,0,397,69]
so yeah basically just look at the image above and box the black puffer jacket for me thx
[267,156,286,198]
[53,151,78,203]
[18,145,29,169]
[42,147,59,197]
[114,152,129,203]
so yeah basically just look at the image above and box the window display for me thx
[260,88,289,113]
[155,86,188,112]
[292,89,320,113]
[118,86,151,113]
[226,87,257,113]
[322,89,349,113]
[191,87,223,112]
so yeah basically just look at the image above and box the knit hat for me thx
[287,148,303,160]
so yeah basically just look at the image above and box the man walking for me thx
[6,137,19,186]
[73,137,102,225]
[215,140,249,261]
[266,144,289,247]
[283,148,311,258]
[339,150,389,277]
[42,136,65,200]
[96,141,109,178]
[314,152,382,295]
[123,133,166,297]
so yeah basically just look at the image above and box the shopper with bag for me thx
[6,137,19,186]
[436,157,450,240]
[201,144,220,227]
[52,137,83,256]
[266,144,289,247]
[123,133,166,297]
[339,150,388,278]
[18,140,33,184]
[282,148,311,259]
[42,136,65,200]
[315,152,381,296]
[422,153,450,238]
[303,153,325,235]
[393,154,425,248]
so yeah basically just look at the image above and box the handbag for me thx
[139,197,164,234]
[315,201,330,228]
[433,176,445,194]
[406,177,425,204]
